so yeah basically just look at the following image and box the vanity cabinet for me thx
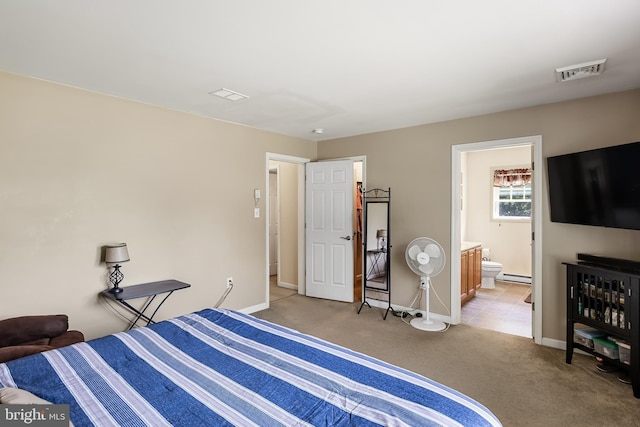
[461,244,482,305]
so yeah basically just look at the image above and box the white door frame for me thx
[450,135,543,345]
[265,153,310,307]
[268,166,279,278]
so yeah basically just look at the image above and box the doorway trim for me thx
[268,166,280,279]
[265,153,310,308]
[451,135,543,345]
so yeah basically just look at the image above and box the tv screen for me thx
[547,141,640,230]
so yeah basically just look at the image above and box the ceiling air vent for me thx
[208,88,249,101]
[555,59,607,82]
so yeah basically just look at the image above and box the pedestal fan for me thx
[405,237,447,331]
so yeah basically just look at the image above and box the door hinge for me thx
[531,231,535,241]
[532,302,535,311]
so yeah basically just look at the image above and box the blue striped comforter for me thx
[0,309,501,426]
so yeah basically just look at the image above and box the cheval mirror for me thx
[358,187,392,319]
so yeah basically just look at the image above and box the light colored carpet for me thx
[255,294,640,426]
[269,276,297,302]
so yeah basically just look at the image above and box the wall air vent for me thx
[555,59,607,82]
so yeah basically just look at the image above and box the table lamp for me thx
[105,243,130,294]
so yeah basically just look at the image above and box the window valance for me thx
[493,168,532,187]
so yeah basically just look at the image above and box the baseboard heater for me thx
[498,273,531,285]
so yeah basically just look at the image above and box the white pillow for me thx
[0,387,51,404]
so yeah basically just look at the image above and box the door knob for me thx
[341,236,351,241]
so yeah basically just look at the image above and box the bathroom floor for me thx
[461,280,532,338]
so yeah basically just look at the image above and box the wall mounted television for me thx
[547,141,640,231]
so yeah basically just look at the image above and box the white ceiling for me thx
[1,1,639,141]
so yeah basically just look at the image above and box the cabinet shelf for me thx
[573,314,631,339]
[565,259,640,398]
[573,341,629,370]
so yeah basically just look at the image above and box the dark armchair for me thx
[0,315,84,363]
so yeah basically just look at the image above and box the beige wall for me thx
[3,69,639,344]
[318,89,640,342]
[465,146,532,277]
[0,72,316,339]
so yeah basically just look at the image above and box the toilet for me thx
[481,248,503,289]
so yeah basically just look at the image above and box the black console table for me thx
[565,254,640,398]
[102,280,191,330]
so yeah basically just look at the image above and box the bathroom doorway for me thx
[451,136,542,343]
[461,146,532,337]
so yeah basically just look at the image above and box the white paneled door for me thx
[305,160,354,302]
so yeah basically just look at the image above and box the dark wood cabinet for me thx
[565,259,640,398]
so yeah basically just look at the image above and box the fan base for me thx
[410,317,447,332]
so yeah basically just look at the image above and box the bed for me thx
[0,308,501,426]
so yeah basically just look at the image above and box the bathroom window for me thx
[492,168,532,220]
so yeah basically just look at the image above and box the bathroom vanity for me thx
[461,242,482,304]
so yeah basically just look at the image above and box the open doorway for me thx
[451,136,543,344]
[460,146,532,338]
[265,153,308,307]
[265,153,365,306]
[267,158,305,303]
[268,162,301,302]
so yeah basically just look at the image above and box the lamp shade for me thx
[105,243,130,264]
[376,229,387,239]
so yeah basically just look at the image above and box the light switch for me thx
[254,207,260,218]
[254,189,261,200]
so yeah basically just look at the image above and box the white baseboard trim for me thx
[240,302,268,314]
[498,273,532,285]
[367,298,565,350]
[542,338,592,356]
[541,337,565,350]
[363,298,452,324]
[277,281,298,290]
